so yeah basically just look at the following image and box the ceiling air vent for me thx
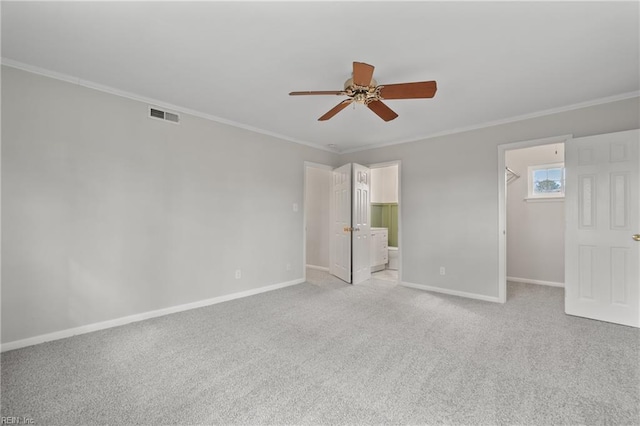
[149,106,180,124]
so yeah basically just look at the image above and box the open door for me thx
[352,163,372,284]
[330,163,371,284]
[565,129,639,327]
[330,164,352,283]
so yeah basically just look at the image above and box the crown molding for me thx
[3,58,637,156]
[340,90,640,154]
[1,58,338,154]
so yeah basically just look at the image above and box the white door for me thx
[352,163,371,284]
[330,163,352,283]
[565,129,639,327]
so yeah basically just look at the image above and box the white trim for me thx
[524,197,564,203]
[1,58,334,153]
[303,161,334,171]
[507,276,564,288]
[306,264,329,272]
[1,278,304,353]
[401,281,501,303]
[340,92,638,154]
[498,147,507,304]
[368,160,402,170]
[497,134,573,304]
[3,58,637,156]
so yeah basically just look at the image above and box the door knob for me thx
[633,234,640,242]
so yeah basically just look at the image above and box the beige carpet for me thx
[2,269,639,425]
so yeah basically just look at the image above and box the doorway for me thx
[303,162,333,276]
[303,160,402,285]
[369,161,402,284]
[304,161,371,284]
[500,130,640,327]
[498,135,572,303]
[506,143,566,288]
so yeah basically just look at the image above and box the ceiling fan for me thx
[289,61,437,122]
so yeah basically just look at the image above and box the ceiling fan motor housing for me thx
[343,78,381,104]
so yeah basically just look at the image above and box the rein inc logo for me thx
[1,418,34,425]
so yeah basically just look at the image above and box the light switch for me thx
[293,203,299,212]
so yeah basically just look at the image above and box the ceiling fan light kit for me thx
[290,61,437,122]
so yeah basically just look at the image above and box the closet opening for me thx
[498,135,570,303]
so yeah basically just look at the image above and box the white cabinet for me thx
[370,228,388,272]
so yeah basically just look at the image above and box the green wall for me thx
[371,203,398,247]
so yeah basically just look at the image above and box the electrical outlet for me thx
[286,263,291,271]
[440,267,446,275]
[293,203,299,212]
[235,269,242,279]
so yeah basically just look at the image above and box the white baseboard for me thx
[1,278,305,353]
[507,276,564,288]
[305,264,329,272]
[401,281,501,303]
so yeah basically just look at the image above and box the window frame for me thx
[527,162,565,200]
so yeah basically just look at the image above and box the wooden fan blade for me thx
[289,91,346,96]
[353,62,375,86]
[379,81,437,99]
[318,99,352,121]
[367,100,398,122]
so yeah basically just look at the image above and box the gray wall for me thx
[304,166,331,269]
[506,144,565,284]
[3,64,639,344]
[343,97,640,298]
[1,66,338,343]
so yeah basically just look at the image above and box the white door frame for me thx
[303,161,334,282]
[368,160,402,283]
[303,160,403,284]
[497,135,572,303]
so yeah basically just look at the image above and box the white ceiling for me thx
[2,1,639,153]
